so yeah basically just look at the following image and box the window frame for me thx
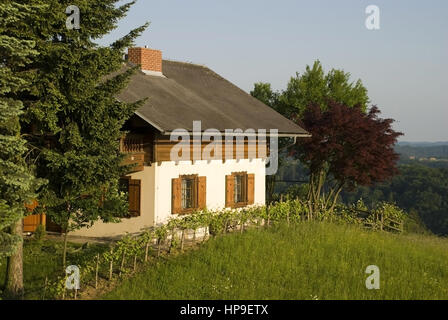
[178,174,199,214]
[232,171,249,208]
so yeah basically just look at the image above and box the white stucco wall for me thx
[71,165,156,238]
[154,158,266,224]
[70,158,266,237]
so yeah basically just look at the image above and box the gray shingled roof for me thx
[117,60,309,136]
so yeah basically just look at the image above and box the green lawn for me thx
[103,222,448,300]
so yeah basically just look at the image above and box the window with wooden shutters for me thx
[172,175,206,214]
[226,172,255,208]
[120,178,141,217]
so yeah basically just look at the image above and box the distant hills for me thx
[398,141,448,147]
[396,141,448,160]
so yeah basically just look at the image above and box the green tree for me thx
[251,61,371,206]
[0,1,43,298]
[19,0,148,268]
[280,60,369,118]
[250,82,280,112]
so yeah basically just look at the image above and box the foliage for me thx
[13,0,149,265]
[343,164,448,235]
[0,1,44,290]
[290,101,402,214]
[251,61,370,204]
[270,60,369,118]
[33,225,46,244]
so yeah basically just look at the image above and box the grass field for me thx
[0,238,108,299]
[103,222,448,300]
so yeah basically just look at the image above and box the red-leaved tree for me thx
[291,101,403,214]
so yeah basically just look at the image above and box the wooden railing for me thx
[120,136,144,153]
[120,135,146,172]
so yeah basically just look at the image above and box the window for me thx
[234,173,247,205]
[226,172,255,208]
[181,176,197,209]
[172,175,206,214]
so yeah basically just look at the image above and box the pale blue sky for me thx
[99,0,448,142]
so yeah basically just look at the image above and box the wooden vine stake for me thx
[266,204,271,227]
[157,238,162,257]
[202,227,208,243]
[119,251,125,276]
[168,229,175,253]
[145,240,150,262]
[180,229,185,251]
[95,254,100,289]
[133,254,137,272]
[109,247,114,280]
[42,276,48,300]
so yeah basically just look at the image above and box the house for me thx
[25,47,309,238]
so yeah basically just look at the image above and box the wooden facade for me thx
[23,200,46,233]
[120,131,270,172]
[23,214,46,233]
[152,135,269,163]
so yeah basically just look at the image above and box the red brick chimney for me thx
[128,47,163,76]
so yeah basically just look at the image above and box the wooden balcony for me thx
[120,135,147,173]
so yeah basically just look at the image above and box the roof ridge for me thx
[163,59,208,69]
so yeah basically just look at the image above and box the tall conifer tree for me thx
[0,1,43,297]
[19,1,148,267]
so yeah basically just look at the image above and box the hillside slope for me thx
[103,223,448,300]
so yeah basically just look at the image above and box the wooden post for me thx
[280,194,283,203]
[145,240,150,262]
[169,229,175,253]
[287,210,290,225]
[380,214,384,231]
[42,276,48,300]
[180,229,185,251]
[95,254,99,289]
[157,238,162,257]
[119,252,125,276]
[266,204,271,227]
[109,247,114,280]
[74,288,78,300]
[133,255,137,272]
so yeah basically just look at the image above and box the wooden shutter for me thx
[198,176,207,210]
[172,178,182,214]
[225,175,234,208]
[128,179,141,217]
[247,174,255,205]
